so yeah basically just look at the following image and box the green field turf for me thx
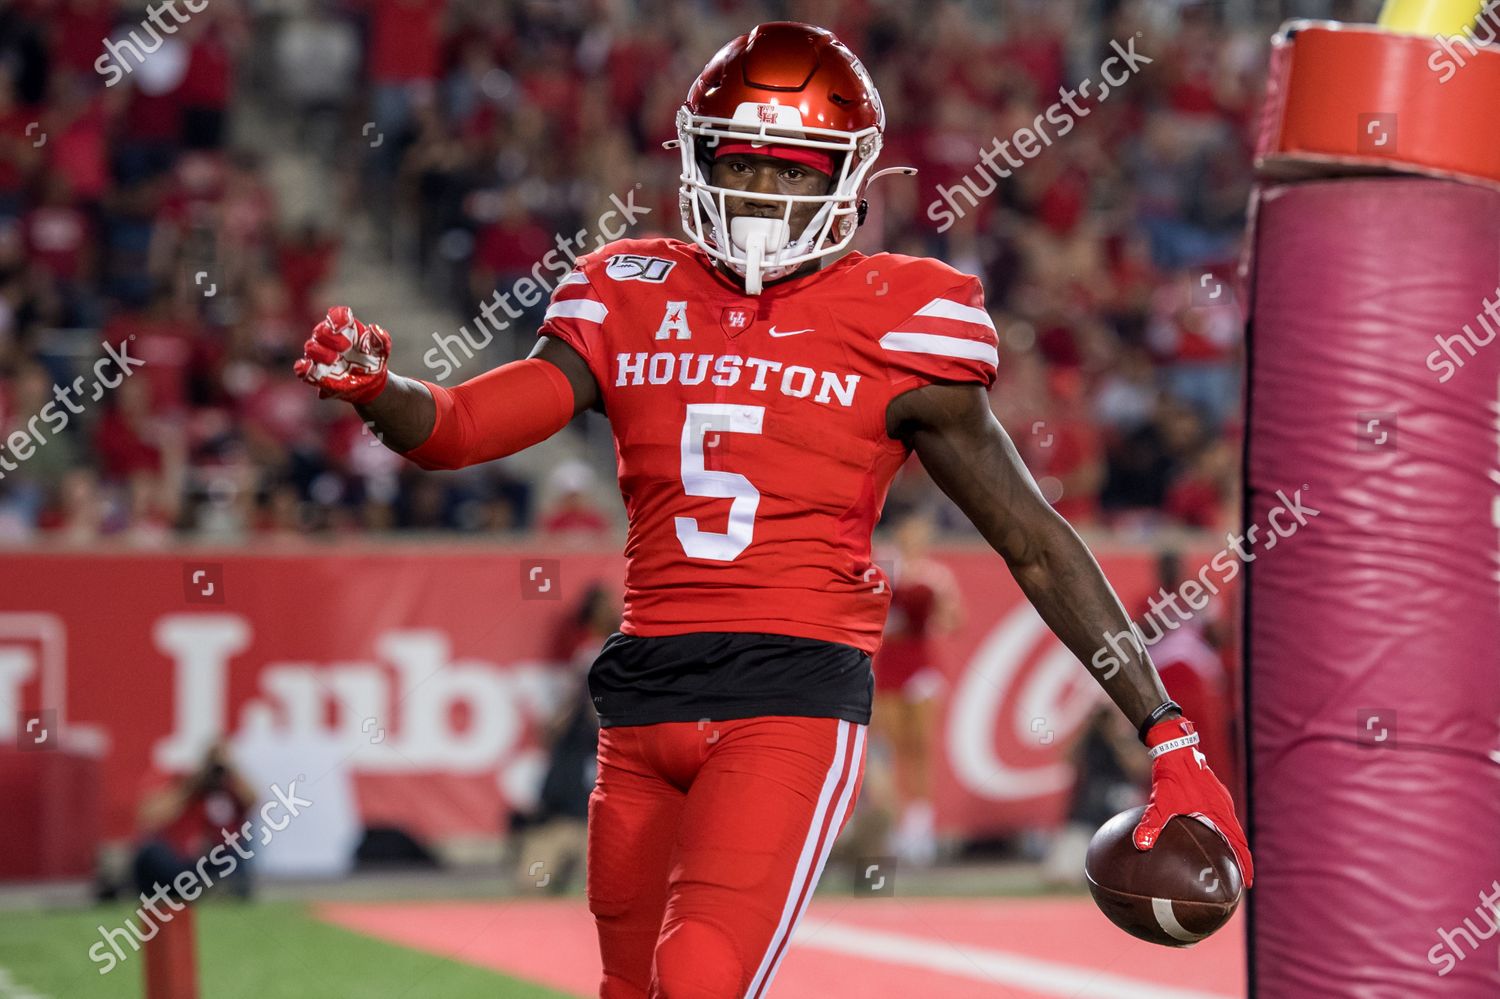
[0,901,575,999]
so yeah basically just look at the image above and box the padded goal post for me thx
[1243,12,1500,998]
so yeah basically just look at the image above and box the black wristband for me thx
[1138,700,1182,744]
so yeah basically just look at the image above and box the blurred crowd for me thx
[0,0,1353,544]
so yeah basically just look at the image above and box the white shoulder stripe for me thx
[544,298,607,324]
[558,270,590,287]
[881,331,999,368]
[914,297,996,330]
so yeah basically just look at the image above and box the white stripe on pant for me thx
[745,719,867,998]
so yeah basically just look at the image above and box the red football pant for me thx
[587,715,867,999]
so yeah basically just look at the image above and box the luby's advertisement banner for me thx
[0,545,1211,854]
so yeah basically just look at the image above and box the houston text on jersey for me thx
[613,352,861,407]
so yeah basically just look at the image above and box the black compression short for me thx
[587,630,874,728]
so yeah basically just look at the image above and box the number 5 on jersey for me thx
[676,403,764,561]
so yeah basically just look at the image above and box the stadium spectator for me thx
[276,221,340,326]
[538,459,612,538]
[272,3,361,160]
[0,0,1266,541]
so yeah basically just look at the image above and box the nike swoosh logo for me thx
[768,326,814,338]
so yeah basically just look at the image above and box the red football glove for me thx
[1133,716,1254,888]
[293,306,391,404]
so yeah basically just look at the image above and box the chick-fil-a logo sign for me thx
[946,604,1103,801]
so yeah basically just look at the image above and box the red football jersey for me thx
[539,238,998,654]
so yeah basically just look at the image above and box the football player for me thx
[296,22,1252,999]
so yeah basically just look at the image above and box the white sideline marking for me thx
[792,921,1236,999]
[0,966,51,999]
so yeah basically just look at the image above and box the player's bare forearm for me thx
[891,383,1174,730]
[353,374,438,453]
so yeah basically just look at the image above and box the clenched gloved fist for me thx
[293,306,392,404]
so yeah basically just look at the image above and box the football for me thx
[1085,806,1244,947]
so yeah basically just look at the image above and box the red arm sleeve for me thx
[402,357,575,471]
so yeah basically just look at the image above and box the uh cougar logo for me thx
[720,306,753,339]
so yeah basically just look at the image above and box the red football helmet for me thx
[670,22,908,293]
